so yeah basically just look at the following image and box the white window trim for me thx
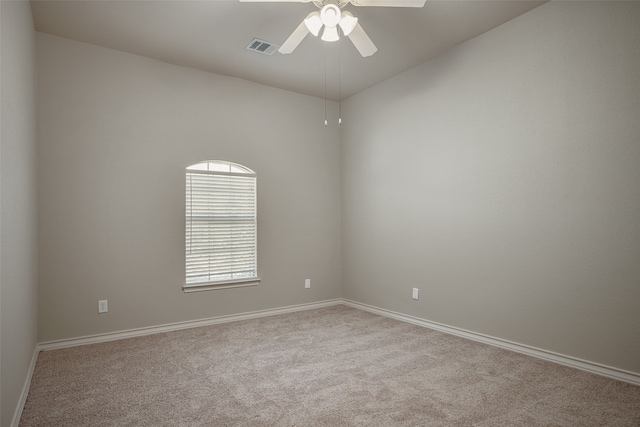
[182,278,260,293]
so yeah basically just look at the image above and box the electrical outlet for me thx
[412,288,419,300]
[305,279,311,289]
[98,300,108,313]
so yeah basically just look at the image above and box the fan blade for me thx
[278,20,311,54]
[347,22,377,57]
[239,0,312,3]
[349,0,425,7]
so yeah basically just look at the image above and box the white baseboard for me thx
[16,296,638,427]
[14,299,341,426]
[38,299,342,351]
[10,345,39,427]
[341,299,640,386]
[36,297,640,386]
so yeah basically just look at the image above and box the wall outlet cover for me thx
[98,300,108,313]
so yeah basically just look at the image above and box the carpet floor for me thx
[19,305,640,426]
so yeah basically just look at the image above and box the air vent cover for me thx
[246,38,280,56]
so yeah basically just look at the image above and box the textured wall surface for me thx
[341,1,640,374]
[1,1,39,425]
[37,34,342,342]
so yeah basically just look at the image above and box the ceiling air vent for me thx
[246,38,280,56]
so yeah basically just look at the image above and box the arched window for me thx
[184,160,259,291]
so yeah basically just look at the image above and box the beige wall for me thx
[1,1,39,425]
[37,34,342,342]
[341,1,640,374]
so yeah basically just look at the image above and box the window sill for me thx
[182,278,261,293]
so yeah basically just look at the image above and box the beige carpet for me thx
[20,305,640,426]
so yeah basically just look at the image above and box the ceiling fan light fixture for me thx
[320,4,341,28]
[321,25,340,42]
[338,11,358,36]
[304,11,323,36]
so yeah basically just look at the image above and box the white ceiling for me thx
[30,0,546,101]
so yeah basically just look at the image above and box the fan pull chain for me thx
[324,43,328,127]
[338,38,342,125]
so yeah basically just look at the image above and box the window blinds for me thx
[185,170,257,287]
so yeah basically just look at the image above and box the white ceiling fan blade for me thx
[278,20,311,54]
[349,0,426,7]
[347,22,377,57]
[239,0,313,3]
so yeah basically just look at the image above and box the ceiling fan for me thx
[239,0,426,57]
